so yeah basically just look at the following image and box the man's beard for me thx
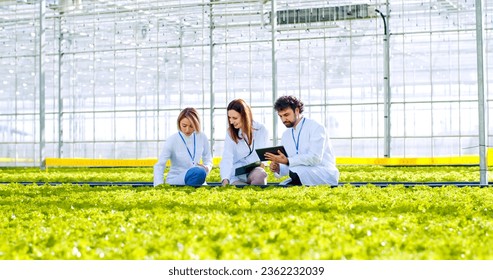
[283,120,295,128]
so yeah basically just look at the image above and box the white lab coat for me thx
[153,132,212,186]
[220,121,270,183]
[277,117,339,186]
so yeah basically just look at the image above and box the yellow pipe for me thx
[3,147,489,167]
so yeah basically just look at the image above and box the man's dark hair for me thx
[274,95,304,113]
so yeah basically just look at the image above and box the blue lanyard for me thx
[291,118,306,155]
[244,138,255,159]
[178,132,196,164]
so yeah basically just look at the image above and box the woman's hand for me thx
[222,179,230,186]
[269,161,280,173]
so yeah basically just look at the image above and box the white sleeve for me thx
[278,163,290,177]
[153,139,173,186]
[220,132,235,181]
[200,134,213,173]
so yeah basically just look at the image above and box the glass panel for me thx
[404,103,432,137]
[94,112,115,141]
[352,138,379,157]
[0,1,491,165]
[433,102,460,137]
[433,137,460,156]
[405,138,432,157]
[331,139,350,157]
[352,104,379,138]
[327,105,351,139]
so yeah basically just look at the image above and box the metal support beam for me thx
[475,0,488,185]
[209,1,215,155]
[271,0,278,145]
[57,15,63,158]
[39,0,46,169]
[376,5,391,158]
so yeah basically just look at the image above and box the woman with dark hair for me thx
[153,107,212,186]
[220,99,270,185]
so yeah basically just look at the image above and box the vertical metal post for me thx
[271,0,278,145]
[39,0,46,169]
[384,3,391,158]
[475,0,488,185]
[209,1,215,155]
[179,25,184,108]
[156,14,161,155]
[57,15,63,158]
[376,5,391,158]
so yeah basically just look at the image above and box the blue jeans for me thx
[184,166,207,186]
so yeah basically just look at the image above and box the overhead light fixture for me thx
[273,4,373,25]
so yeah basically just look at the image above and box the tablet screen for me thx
[255,146,287,161]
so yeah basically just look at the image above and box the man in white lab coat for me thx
[264,95,339,186]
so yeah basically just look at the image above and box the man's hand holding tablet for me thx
[256,145,289,165]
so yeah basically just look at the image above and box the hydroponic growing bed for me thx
[1,166,492,260]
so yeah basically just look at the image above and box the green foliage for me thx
[1,166,492,260]
[338,165,483,182]
[1,182,493,260]
[0,165,486,183]
[0,167,154,183]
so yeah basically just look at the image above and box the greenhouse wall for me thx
[0,0,492,166]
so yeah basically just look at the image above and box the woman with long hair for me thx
[220,99,269,185]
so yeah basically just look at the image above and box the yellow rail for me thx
[44,158,158,167]
[336,155,484,166]
[1,148,489,167]
[40,152,491,167]
[43,157,223,168]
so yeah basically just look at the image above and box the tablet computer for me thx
[234,161,261,176]
[255,145,287,161]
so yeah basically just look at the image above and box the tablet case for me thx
[234,161,261,176]
[255,145,287,161]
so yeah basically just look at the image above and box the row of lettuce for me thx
[1,183,492,259]
[0,165,485,183]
